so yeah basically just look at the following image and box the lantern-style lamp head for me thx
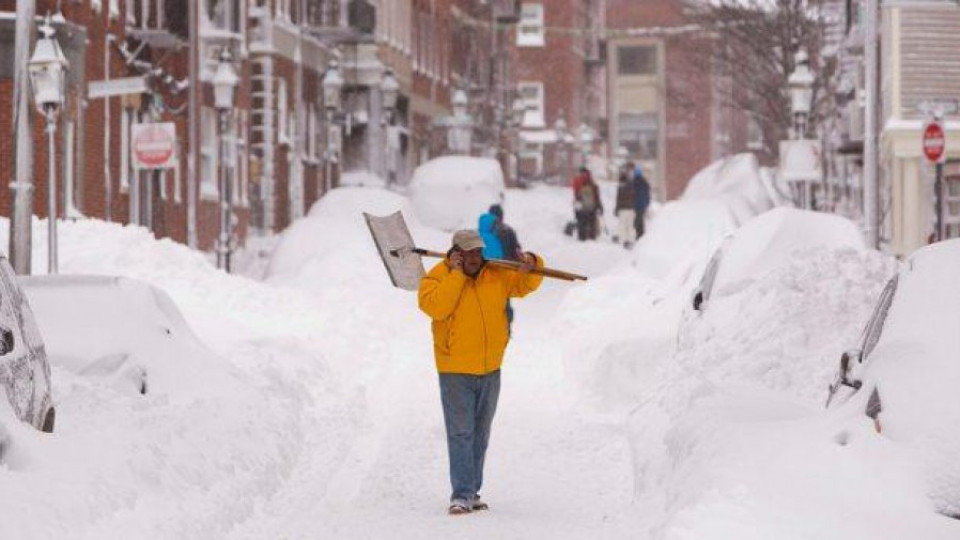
[452,89,468,117]
[323,60,344,112]
[511,97,526,126]
[213,49,239,111]
[381,68,399,111]
[788,49,814,116]
[28,17,69,115]
[554,114,568,141]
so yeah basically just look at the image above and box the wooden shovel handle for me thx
[406,248,587,282]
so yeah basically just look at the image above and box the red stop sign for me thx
[923,121,946,163]
[133,124,176,169]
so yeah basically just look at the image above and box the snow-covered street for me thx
[2,161,960,539]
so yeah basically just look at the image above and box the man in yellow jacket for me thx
[418,229,544,515]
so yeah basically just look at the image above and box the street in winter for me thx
[2,0,960,539]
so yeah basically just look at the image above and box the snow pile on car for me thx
[838,239,960,516]
[409,156,504,231]
[682,153,781,225]
[0,219,335,539]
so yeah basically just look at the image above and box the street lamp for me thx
[213,49,238,272]
[381,68,399,118]
[577,123,595,166]
[449,89,472,154]
[511,97,526,128]
[28,16,69,275]
[380,68,400,184]
[554,113,569,182]
[322,60,344,192]
[788,49,814,140]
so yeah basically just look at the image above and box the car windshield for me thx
[860,275,899,360]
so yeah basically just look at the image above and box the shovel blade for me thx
[364,211,425,291]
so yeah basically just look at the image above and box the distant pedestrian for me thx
[632,163,651,239]
[573,167,602,241]
[418,230,544,515]
[487,204,523,331]
[614,167,637,248]
[487,204,522,262]
[478,211,505,261]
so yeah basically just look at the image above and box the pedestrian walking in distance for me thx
[614,165,637,248]
[631,162,651,239]
[572,167,603,241]
[418,229,544,515]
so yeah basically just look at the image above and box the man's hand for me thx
[519,252,536,273]
[447,250,464,271]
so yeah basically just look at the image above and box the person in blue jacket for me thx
[478,211,505,260]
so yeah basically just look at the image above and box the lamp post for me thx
[554,114,568,183]
[510,97,526,185]
[788,48,815,209]
[381,68,399,184]
[28,17,69,275]
[449,89,472,154]
[788,49,814,141]
[322,59,344,193]
[578,123,595,168]
[213,49,238,272]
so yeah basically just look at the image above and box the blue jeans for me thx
[439,370,501,502]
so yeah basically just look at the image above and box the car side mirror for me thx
[839,350,863,389]
[0,327,14,355]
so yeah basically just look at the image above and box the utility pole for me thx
[187,0,199,248]
[9,0,36,275]
[863,0,880,249]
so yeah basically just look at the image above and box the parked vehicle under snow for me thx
[826,239,960,517]
[0,254,55,441]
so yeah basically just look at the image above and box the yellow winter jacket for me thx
[418,256,545,375]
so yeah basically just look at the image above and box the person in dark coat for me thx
[632,163,651,239]
[614,166,637,248]
[487,204,522,330]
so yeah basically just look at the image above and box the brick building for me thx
[514,0,604,184]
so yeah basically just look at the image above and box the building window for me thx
[518,82,544,128]
[618,45,657,76]
[619,112,659,161]
[517,3,545,47]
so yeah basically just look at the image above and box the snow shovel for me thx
[364,211,588,291]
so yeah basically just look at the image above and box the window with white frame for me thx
[200,107,219,197]
[109,0,121,20]
[517,3,545,47]
[518,82,545,128]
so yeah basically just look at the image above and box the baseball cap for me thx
[451,229,485,251]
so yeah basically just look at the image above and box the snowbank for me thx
[409,156,504,231]
[682,154,777,225]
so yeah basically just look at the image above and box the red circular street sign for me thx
[923,121,946,163]
[133,124,175,168]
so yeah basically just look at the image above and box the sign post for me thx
[923,118,947,241]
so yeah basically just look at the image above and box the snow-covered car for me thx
[409,156,504,231]
[0,255,55,435]
[690,207,864,312]
[20,274,216,397]
[826,239,960,516]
